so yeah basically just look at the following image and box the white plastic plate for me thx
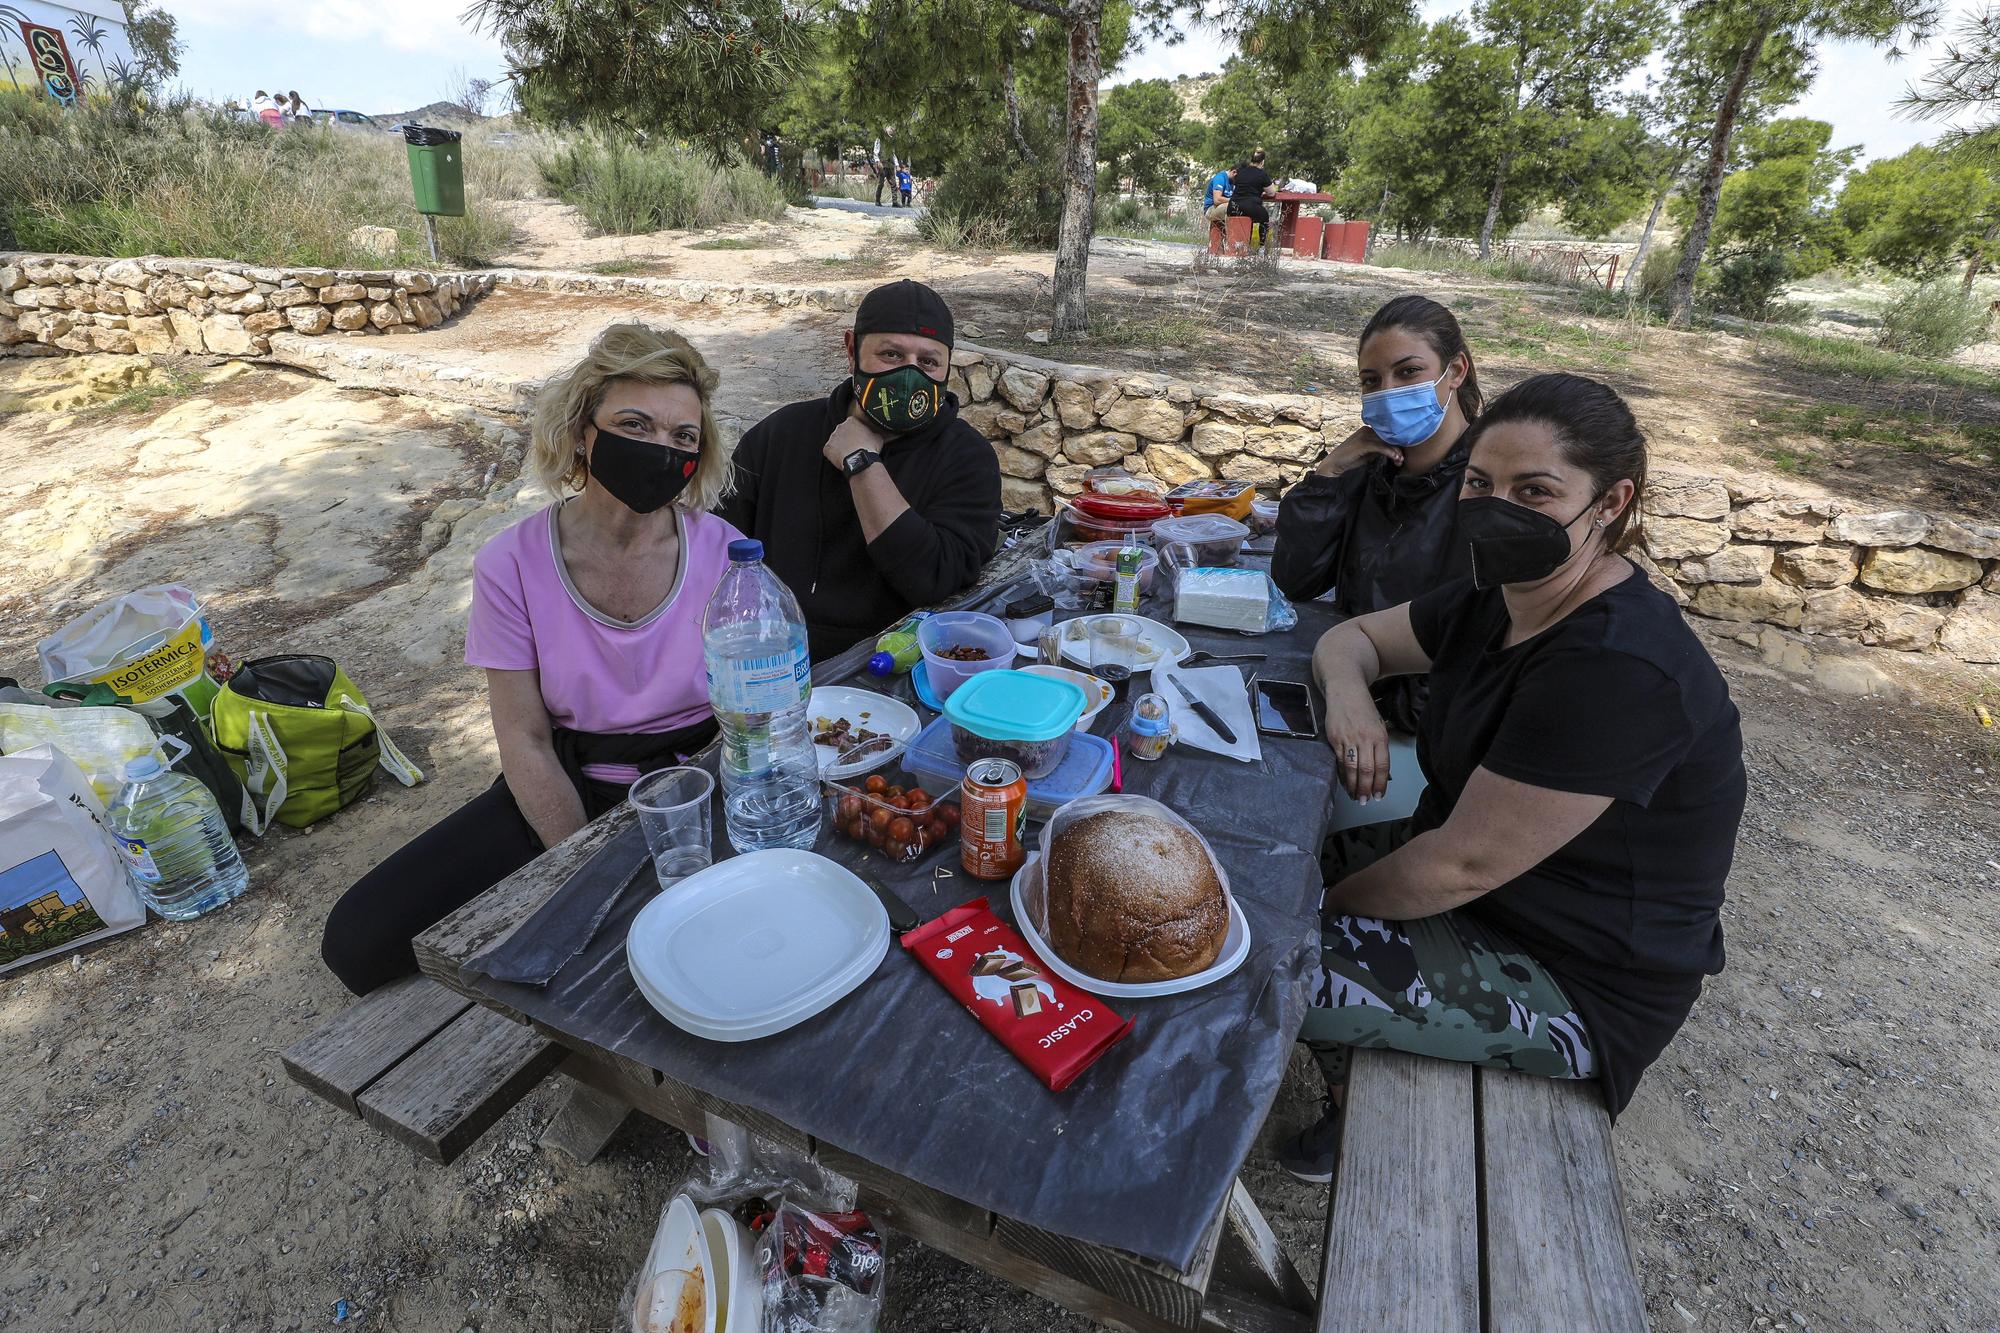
[1056,615,1191,675]
[1008,852,1250,998]
[809,686,920,778]
[627,850,890,1042]
[632,1194,717,1333]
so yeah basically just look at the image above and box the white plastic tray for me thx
[1056,614,1191,675]
[1008,852,1250,998]
[627,850,889,1042]
[809,686,920,778]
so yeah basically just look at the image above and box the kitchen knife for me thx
[1168,674,1237,744]
[860,872,921,934]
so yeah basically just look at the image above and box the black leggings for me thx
[320,776,545,995]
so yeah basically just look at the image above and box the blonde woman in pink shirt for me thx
[322,324,745,993]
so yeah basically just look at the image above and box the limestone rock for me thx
[1800,587,1868,638]
[0,315,22,346]
[964,363,996,402]
[128,315,173,354]
[1011,421,1063,459]
[1273,395,1323,427]
[285,304,333,334]
[243,310,288,334]
[1645,475,1731,521]
[1641,516,1729,561]
[295,269,337,288]
[1689,577,1804,628]
[1628,549,1687,605]
[1200,392,1276,425]
[348,225,399,259]
[214,291,267,315]
[1216,453,1285,489]
[1062,431,1140,466]
[330,302,371,331]
[0,265,21,294]
[1190,420,1246,459]
[1862,599,1945,651]
[200,313,257,355]
[1940,590,2000,662]
[997,367,1050,413]
[1857,546,1982,594]
[54,329,93,353]
[1679,544,1775,585]
[1046,463,1090,495]
[167,308,205,352]
[1141,442,1211,487]
[1118,373,1170,398]
[1773,545,1859,589]
[945,369,970,404]
[395,270,434,293]
[203,269,255,295]
[1099,394,1185,443]
[365,285,394,301]
[1165,383,1196,406]
[101,259,148,290]
[1001,476,1053,514]
[319,282,367,305]
[122,289,159,317]
[1815,655,1896,696]
[1928,517,2000,560]
[993,443,1048,479]
[87,326,136,354]
[1241,424,1320,465]
[1091,382,1123,416]
[1987,565,2000,593]
[368,301,404,329]
[1731,499,1831,543]
[1051,380,1098,430]
[958,402,1027,438]
[1828,510,1928,547]
[267,286,316,310]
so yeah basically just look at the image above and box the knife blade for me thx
[1168,674,1237,744]
[860,872,921,934]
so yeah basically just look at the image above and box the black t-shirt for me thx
[1230,164,1272,216]
[1406,565,1746,1115]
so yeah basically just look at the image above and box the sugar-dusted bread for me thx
[1044,810,1227,983]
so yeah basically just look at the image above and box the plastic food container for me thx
[1083,466,1167,499]
[822,759,959,863]
[1003,593,1055,646]
[905,716,1115,823]
[1020,663,1114,730]
[1152,513,1250,567]
[1165,478,1257,521]
[942,668,1087,779]
[917,611,1015,701]
[1069,540,1162,591]
[1249,498,1280,535]
[1061,493,1171,545]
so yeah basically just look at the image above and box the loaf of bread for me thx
[1043,810,1228,983]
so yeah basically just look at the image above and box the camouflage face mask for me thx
[852,363,943,436]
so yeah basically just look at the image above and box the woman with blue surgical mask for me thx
[1273,295,1481,733]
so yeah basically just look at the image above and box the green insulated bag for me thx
[209,655,423,833]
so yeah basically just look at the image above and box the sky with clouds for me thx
[163,0,1982,163]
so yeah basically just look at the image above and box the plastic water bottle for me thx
[106,754,248,920]
[703,539,822,852]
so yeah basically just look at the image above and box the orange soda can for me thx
[960,758,1027,880]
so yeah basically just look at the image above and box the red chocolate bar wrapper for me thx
[902,897,1132,1091]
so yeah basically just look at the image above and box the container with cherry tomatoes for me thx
[822,764,961,863]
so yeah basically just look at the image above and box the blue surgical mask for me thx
[1360,368,1452,448]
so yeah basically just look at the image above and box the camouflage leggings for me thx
[1301,819,1595,1085]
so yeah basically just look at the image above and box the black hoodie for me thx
[719,381,1003,661]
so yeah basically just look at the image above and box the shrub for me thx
[1877,279,1992,359]
[927,127,1062,250]
[1096,196,1201,244]
[1707,250,1791,320]
[535,136,788,235]
[1635,242,1679,304]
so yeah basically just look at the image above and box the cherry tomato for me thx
[905,787,930,807]
[869,807,893,833]
[925,819,948,844]
[885,785,904,801]
[888,816,915,842]
[847,816,869,841]
[837,795,864,824]
[866,823,888,847]
[885,838,909,861]
[864,774,887,794]
[939,804,961,829]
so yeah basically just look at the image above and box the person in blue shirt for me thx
[1204,165,1236,226]
[896,166,914,208]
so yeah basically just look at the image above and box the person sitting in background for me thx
[320,325,745,995]
[1277,373,1746,1182]
[1272,295,1482,733]
[720,279,1002,661]
[1203,164,1236,227]
[1228,148,1276,246]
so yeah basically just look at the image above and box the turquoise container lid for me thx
[942,668,1087,743]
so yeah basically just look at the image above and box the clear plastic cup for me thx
[630,766,716,887]
[1088,615,1143,684]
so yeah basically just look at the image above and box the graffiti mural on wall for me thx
[19,19,80,103]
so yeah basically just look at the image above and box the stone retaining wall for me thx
[0,254,493,357]
[485,269,862,312]
[951,343,2000,662]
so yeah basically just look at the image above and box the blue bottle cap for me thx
[865,651,896,677]
[727,539,765,562]
[124,754,165,781]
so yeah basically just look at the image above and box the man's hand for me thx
[824,414,885,472]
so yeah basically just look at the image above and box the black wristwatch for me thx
[841,448,881,478]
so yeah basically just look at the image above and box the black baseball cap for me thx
[854,279,954,350]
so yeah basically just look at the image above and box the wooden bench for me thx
[1318,1048,1648,1331]
[282,974,564,1164]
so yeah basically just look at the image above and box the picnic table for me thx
[1269,191,1334,255]
[290,528,1650,1331]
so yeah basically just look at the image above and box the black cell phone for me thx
[1251,676,1319,740]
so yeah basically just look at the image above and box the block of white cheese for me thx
[1174,567,1271,633]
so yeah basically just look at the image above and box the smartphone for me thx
[1251,676,1319,740]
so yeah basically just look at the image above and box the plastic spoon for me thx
[1179,651,1267,668]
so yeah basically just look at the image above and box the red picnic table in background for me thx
[1207,191,1370,262]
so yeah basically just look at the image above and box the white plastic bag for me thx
[36,583,215,709]
[0,744,146,974]
[0,702,173,808]
[1028,793,1237,943]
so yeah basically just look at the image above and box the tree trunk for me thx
[1051,3,1102,341]
[1624,183,1670,293]
[1964,219,1999,295]
[1366,186,1390,260]
[1668,26,1769,328]
[1478,151,1514,260]
[1001,52,1033,161]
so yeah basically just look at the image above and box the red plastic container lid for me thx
[1070,492,1171,521]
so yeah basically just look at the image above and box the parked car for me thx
[310,109,387,131]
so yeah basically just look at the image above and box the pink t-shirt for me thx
[465,503,745,783]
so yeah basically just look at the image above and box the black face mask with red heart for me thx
[588,427,700,514]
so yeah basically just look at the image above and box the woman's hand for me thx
[1324,690,1391,803]
[1315,426,1404,477]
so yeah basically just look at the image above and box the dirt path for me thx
[2,251,1999,1331]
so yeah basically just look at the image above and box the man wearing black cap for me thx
[720,279,1003,660]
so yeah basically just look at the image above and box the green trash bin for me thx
[403,125,465,217]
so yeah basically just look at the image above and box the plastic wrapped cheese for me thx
[1172,567,1273,633]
